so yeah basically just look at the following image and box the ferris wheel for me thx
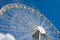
[0,4,60,40]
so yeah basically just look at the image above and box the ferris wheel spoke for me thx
[45,26,51,30]
[7,10,16,16]
[24,15,33,25]
[2,14,12,20]
[2,17,11,22]
[0,28,31,32]
[24,16,35,28]
[0,25,32,32]
[46,30,55,40]
[0,25,10,28]
[20,15,32,26]
[41,19,46,27]
[10,9,19,22]
[45,23,52,30]
[0,14,12,23]
[1,16,11,24]
[17,32,33,40]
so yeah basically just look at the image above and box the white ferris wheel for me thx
[0,4,60,40]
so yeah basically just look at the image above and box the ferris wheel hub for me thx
[38,26,46,34]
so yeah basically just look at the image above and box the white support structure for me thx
[39,32,41,40]
[38,26,46,40]
[38,26,46,35]
[32,26,51,40]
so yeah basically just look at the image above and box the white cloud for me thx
[0,33,15,40]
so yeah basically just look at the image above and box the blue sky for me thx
[0,0,60,31]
